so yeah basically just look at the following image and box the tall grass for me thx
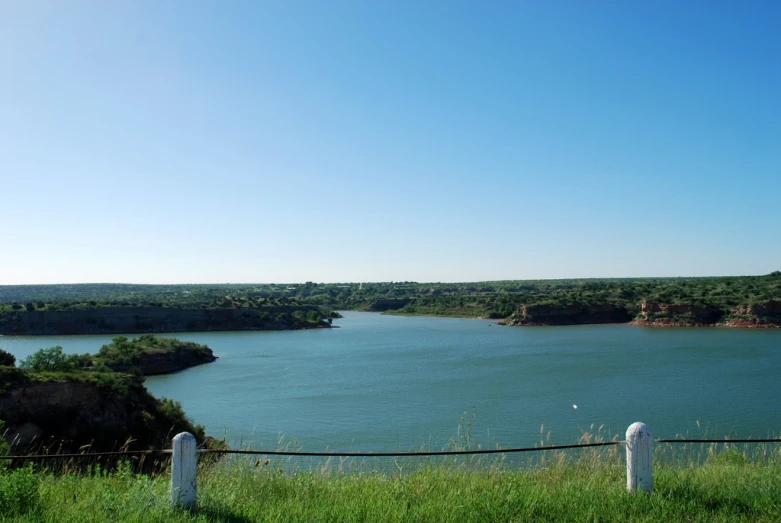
[3,437,781,522]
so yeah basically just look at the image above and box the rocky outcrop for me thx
[722,300,781,328]
[491,298,781,328]
[502,303,630,326]
[731,300,781,317]
[0,306,331,335]
[632,300,724,326]
[366,299,411,312]
[0,368,203,454]
[633,300,723,326]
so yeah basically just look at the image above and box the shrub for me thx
[708,447,747,466]
[158,398,204,439]
[93,372,129,395]
[19,347,92,372]
[0,466,39,516]
[0,349,15,367]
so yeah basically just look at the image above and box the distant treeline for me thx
[1,273,780,322]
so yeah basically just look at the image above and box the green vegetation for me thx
[0,283,340,316]
[1,336,214,458]
[0,420,10,462]
[371,275,781,321]
[19,347,92,372]
[10,335,215,378]
[2,274,778,324]
[95,335,212,368]
[0,365,132,404]
[0,466,38,518]
[0,289,338,335]
[0,348,15,367]
[0,363,205,453]
[1,447,781,522]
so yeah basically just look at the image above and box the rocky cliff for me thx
[722,300,781,328]
[0,305,331,335]
[501,300,781,328]
[631,300,781,327]
[501,303,631,326]
[0,368,204,454]
[632,300,724,326]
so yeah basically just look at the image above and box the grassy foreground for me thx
[2,451,781,523]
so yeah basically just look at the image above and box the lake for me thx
[2,311,780,452]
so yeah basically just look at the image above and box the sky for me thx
[1,1,779,284]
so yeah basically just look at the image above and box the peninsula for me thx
[0,298,337,336]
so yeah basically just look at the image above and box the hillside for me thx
[0,366,205,454]
[0,304,335,335]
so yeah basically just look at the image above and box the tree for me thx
[0,349,15,367]
[25,303,35,312]
[19,346,92,372]
[20,346,68,371]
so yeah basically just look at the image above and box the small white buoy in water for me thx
[572,404,578,409]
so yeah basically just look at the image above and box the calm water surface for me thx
[2,312,780,451]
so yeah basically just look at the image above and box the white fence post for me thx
[626,422,653,493]
[171,432,197,509]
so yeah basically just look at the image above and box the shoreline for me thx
[378,310,780,329]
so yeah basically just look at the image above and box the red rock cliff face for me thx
[504,304,630,326]
[732,300,781,316]
[633,301,723,326]
[0,306,328,335]
[724,300,781,328]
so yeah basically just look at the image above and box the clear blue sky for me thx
[2,1,779,284]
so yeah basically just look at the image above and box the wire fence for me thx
[2,437,780,462]
[6,424,778,504]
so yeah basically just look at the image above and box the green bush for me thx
[0,348,15,367]
[93,372,130,395]
[19,346,92,372]
[707,447,747,466]
[158,398,204,439]
[0,466,39,517]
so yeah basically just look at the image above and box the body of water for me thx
[2,312,780,452]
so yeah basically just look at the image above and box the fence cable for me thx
[0,449,171,460]
[197,441,621,458]
[2,438,780,461]
[656,438,781,444]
